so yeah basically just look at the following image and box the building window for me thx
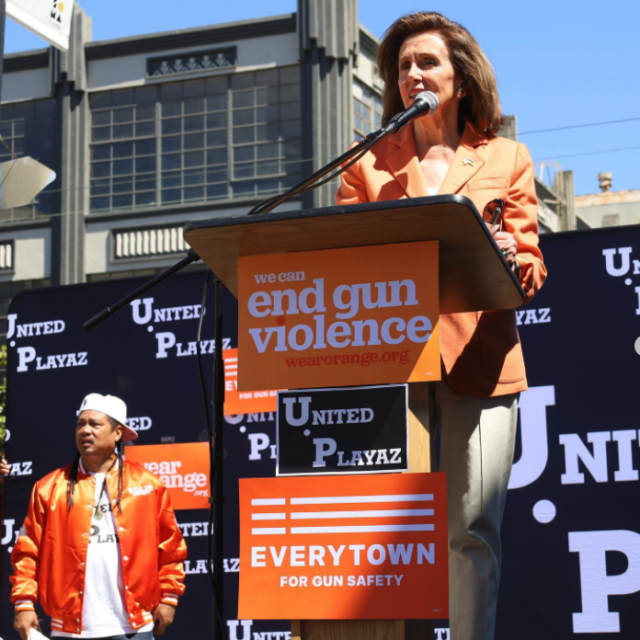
[159,76,228,206]
[353,82,382,140]
[90,67,302,213]
[0,99,57,221]
[231,68,301,199]
[90,86,157,212]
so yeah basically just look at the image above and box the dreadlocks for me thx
[67,451,81,509]
[115,439,124,514]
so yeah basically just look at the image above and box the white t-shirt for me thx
[52,464,154,638]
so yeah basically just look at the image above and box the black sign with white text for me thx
[276,385,408,475]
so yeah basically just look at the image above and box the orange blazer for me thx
[336,123,547,397]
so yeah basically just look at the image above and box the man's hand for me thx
[14,610,39,640]
[152,603,176,635]
[0,456,11,477]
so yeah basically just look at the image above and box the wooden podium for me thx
[184,195,524,640]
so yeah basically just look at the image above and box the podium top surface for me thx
[183,195,525,314]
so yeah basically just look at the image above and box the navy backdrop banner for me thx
[497,225,640,640]
[1,224,640,640]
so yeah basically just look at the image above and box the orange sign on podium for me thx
[238,473,448,620]
[238,241,440,391]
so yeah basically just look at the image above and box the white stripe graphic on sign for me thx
[252,527,287,535]
[290,494,433,505]
[290,509,434,520]
[290,524,434,534]
[252,513,286,520]
[252,498,286,506]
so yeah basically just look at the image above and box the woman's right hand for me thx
[491,225,518,267]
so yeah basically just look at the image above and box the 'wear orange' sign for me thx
[223,348,278,415]
[125,442,209,510]
[238,473,448,619]
[238,241,440,391]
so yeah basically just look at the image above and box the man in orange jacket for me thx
[10,393,188,640]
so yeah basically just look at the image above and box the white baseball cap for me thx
[78,393,138,442]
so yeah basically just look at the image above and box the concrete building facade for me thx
[0,0,576,337]
[575,173,640,228]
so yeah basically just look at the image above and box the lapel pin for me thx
[463,158,475,166]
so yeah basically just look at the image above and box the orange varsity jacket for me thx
[10,459,187,635]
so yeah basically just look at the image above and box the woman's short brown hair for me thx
[377,12,504,136]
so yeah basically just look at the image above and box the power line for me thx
[520,117,640,135]
[534,144,640,161]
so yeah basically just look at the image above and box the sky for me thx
[3,0,639,196]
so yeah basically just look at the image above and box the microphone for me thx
[383,91,439,134]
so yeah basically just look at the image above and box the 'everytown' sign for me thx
[276,385,408,476]
[238,473,448,620]
[237,242,440,391]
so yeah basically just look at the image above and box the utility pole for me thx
[0,0,6,120]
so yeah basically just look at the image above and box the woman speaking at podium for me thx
[337,12,546,640]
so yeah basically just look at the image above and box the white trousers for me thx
[429,381,519,640]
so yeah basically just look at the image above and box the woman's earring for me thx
[458,87,465,98]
